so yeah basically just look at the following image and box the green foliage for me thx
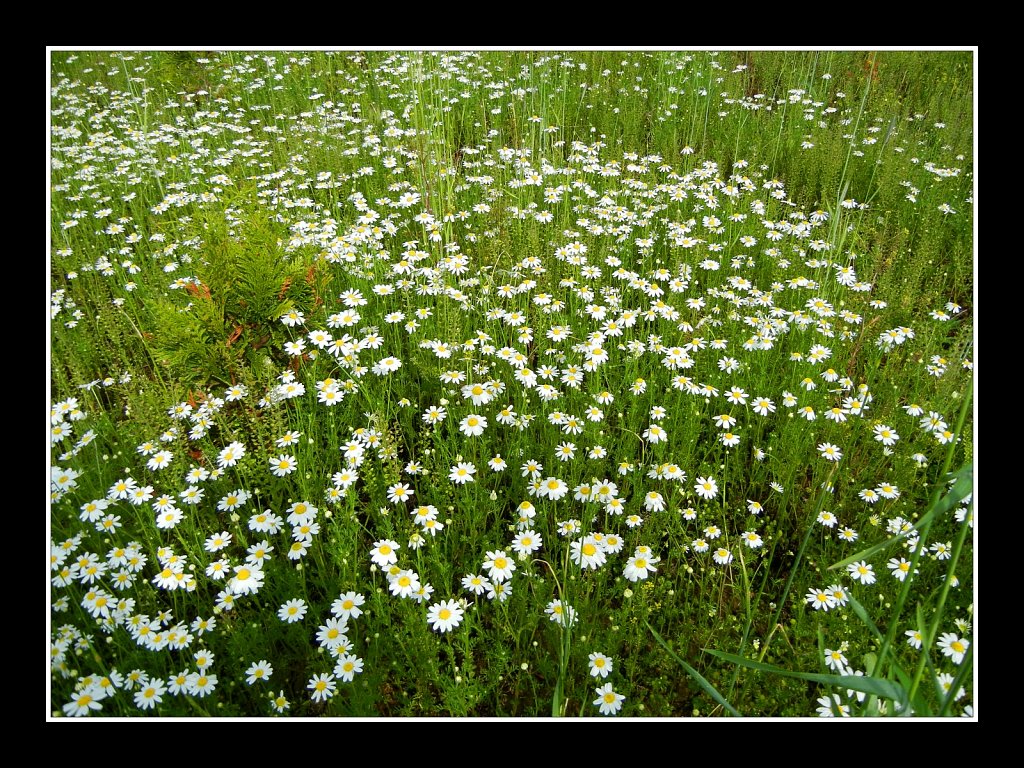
[149,209,314,387]
[148,51,219,95]
[49,48,974,720]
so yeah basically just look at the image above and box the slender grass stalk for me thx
[757,465,837,662]
[833,53,875,217]
[862,380,972,699]
[906,381,974,705]
[647,620,741,717]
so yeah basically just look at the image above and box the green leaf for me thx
[646,622,741,717]
[273,298,295,321]
[847,593,911,689]
[863,652,877,676]
[848,594,885,644]
[705,649,909,712]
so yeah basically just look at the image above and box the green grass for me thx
[49,48,974,718]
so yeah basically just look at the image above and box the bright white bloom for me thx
[818,442,843,461]
[643,491,666,512]
[218,441,246,469]
[426,600,465,633]
[482,550,516,582]
[593,683,625,715]
[847,560,876,586]
[269,454,297,477]
[623,551,659,581]
[459,414,488,436]
[570,537,607,570]
[537,476,569,501]
[937,632,969,664]
[448,462,477,485]
[806,587,837,611]
[873,424,899,446]
[694,476,718,500]
[741,531,764,549]
[588,652,613,678]
[370,539,400,567]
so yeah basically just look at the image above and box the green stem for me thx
[834,54,875,214]
[758,465,836,662]
[906,380,973,705]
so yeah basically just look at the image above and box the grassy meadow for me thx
[48,49,975,718]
